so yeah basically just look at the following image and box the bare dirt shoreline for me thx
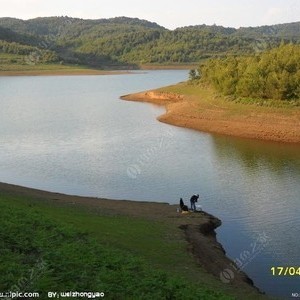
[0,182,264,297]
[121,89,300,144]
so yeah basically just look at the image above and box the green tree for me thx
[199,44,300,101]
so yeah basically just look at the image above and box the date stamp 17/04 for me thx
[271,267,300,276]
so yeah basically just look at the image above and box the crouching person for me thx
[180,198,189,212]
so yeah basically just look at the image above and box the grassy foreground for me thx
[0,189,236,300]
[0,184,271,300]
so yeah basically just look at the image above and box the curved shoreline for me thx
[121,88,300,144]
[0,181,263,297]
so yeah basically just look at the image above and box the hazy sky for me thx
[1,0,299,29]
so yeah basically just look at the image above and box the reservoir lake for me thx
[1,70,299,299]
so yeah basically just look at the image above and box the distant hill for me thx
[236,22,300,38]
[0,16,164,36]
[0,16,299,68]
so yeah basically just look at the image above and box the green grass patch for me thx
[0,193,234,300]
[0,53,104,72]
[160,82,300,110]
[230,96,300,108]
[0,62,94,72]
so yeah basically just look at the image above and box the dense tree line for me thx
[198,44,300,100]
[0,40,59,63]
[0,17,300,67]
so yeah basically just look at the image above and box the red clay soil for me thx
[121,90,300,144]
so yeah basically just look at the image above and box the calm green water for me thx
[0,71,299,299]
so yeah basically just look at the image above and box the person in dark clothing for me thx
[179,198,189,212]
[190,194,199,211]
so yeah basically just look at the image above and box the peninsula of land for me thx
[0,182,267,299]
[121,83,300,144]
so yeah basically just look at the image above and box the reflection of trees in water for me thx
[211,135,300,176]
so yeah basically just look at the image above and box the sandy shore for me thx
[0,181,263,295]
[121,88,300,144]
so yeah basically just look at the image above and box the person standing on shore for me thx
[190,194,199,211]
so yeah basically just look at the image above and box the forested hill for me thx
[0,16,300,67]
